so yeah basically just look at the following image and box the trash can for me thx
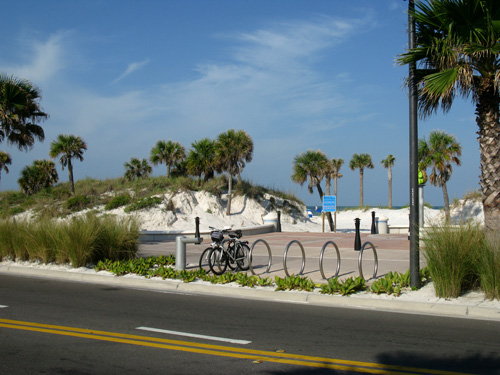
[375,215,389,234]
[263,212,278,231]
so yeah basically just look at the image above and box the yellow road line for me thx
[0,319,474,375]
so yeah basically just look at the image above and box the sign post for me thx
[322,195,337,232]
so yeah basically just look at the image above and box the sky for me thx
[0,0,481,207]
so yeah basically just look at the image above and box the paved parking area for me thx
[138,232,417,283]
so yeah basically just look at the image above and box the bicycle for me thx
[199,227,228,273]
[207,229,251,275]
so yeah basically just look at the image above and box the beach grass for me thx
[422,222,500,299]
[0,213,140,267]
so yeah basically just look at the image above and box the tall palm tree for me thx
[0,151,12,191]
[419,130,461,222]
[349,153,374,207]
[235,130,253,184]
[330,158,344,231]
[215,129,254,215]
[124,157,152,181]
[186,138,216,183]
[291,150,329,203]
[398,0,500,237]
[0,74,47,151]
[150,140,185,178]
[18,160,58,195]
[49,134,87,195]
[330,158,344,200]
[381,154,396,208]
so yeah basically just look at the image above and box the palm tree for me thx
[330,158,344,200]
[0,74,47,151]
[150,140,185,178]
[0,151,12,191]
[330,158,344,231]
[381,154,396,209]
[49,134,87,195]
[349,153,374,207]
[419,130,461,222]
[186,138,216,183]
[291,150,329,203]
[235,130,253,184]
[18,160,58,195]
[398,0,500,237]
[124,157,152,181]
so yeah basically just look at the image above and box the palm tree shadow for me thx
[376,351,500,374]
[261,351,500,374]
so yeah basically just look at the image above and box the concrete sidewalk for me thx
[138,232,413,283]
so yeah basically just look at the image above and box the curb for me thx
[1,265,499,321]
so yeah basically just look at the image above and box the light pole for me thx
[408,0,420,288]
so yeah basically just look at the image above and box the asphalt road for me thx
[1,274,500,374]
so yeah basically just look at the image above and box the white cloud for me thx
[112,59,150,83]
[1,31,68,84]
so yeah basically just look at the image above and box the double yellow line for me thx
[0,319,471,375]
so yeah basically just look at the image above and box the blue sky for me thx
[0,0,480,207]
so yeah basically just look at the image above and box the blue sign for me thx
[322,195,336,212]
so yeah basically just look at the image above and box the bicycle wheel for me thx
[208,247,228,275]
[224,240,237,271]
[236,243,250,271]
[199,247,213,272]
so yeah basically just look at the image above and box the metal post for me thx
[195,216,200,239]
[371,211,377,234]
[277,210,282,232]
[354,218,361,251]
[408,0,420,288]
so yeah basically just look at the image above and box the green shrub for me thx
[422,223,483,298]
[124,196,163,213]
[66,195,91,211]
[105,194,132,210]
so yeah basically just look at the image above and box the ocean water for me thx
[306,205,443,215]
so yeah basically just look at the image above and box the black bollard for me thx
[354,218,361,251]
[195,216,200,240]
[277,210,282,232]
[371,211,377,234]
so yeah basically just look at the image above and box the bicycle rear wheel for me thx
[224,240,237,271]
[236,244,250,271]
[208,247,228,275]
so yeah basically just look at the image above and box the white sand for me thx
[13,190,485,232]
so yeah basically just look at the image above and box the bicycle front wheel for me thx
[208,247,228,275]
[236,244,251,271]
[199,247,213,272]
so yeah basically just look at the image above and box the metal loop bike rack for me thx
[358,241,378,280]
[319,241,341,279]
[249,239,272,275]
[283,240,306,277]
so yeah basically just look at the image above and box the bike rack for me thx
[283,240,306,277]
[319,241,341,279]
[358,241,378,280]
[248,239,272,275]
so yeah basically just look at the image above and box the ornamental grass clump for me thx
[422,223,483,298]
[0,213,139,267]
[476,235,500,300]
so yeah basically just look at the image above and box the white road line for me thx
[136,326,251,345]
[0,305,8,308]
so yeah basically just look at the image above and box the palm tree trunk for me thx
[388,168,392,209]
[359,169,364,207]
[68,159,75,195]
[476,80,500,242]
[226,172,233,216]
[441,181,450,222]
